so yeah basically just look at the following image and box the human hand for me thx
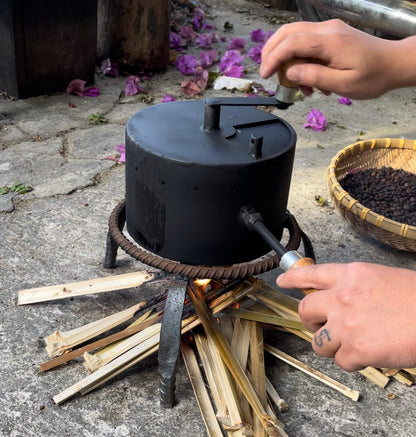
[260,19,416,99]
[276,262,416,371]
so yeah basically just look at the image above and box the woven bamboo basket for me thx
[327,138,416,252]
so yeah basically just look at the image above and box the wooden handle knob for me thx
[278,58,324,88]
[288,257,317,295]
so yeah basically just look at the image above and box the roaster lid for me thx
[126,98,296,166]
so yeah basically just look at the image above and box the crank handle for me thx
[279,250,317,295]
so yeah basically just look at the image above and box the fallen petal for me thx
[66,79,86,97]
[303,108,327,132]
[181,80,201,96]
[338,96,352,105]
[84,87,100,97]
[162,94,176,103]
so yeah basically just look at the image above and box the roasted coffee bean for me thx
[341,166,416,226]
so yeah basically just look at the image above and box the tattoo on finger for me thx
[314,329,331,347]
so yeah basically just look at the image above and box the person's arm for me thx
[260,19,416,99]
[276,262,416,371]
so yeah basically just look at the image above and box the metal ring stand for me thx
[103,199,312,407]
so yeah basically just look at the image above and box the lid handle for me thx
[203,97,289,131]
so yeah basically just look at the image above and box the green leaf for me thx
[89,112,107,125]
[0,186,10,195]
[316,144,325,149]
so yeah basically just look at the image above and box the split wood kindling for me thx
[18,273,416,436]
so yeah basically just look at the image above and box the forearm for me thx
[386,35,416,91]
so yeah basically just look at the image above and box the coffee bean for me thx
[341,166,416,226]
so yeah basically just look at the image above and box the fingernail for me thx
[276,273,285,287]
[259,64,269,79]
[287,65,302,83]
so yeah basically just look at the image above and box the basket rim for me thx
[327,138,416,240]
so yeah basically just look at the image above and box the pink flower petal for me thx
[176,54,198,75]
[248,45,263,64]
[338,96,352,105]
[170,31,182,49]
[84,87,100,97]
[227,37,246,51]
[303,108,327,131]
[162,94,176,103]
[66,79,86,97]
[181,80,201,96]
[250,28,267,43]
[179,25,196,42]
[115,144,126,162]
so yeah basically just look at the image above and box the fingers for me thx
[312,326,366,371]
[260,30,334,79]
[311,326,340,358]
[276,263,339,290]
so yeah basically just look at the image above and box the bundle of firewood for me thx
[18,273,415,437]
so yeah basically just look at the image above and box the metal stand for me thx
[158,284,187,408]
[103,204,125,269]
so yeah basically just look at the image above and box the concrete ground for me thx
[1,1,416,436]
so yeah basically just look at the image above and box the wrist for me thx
[385,36,416,91]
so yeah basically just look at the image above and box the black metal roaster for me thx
[103,96,311,409]
[124,97,297,266]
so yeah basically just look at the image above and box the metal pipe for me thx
[307,0,416,37]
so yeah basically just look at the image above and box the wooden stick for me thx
[265,376,288,413]
[80,345,159,396]
[264,344,360,402]
[403,367,416,376]
[45,301,146,357]
[180,339,224,437]
[39,314,160,372]
[187,282,288,437]
[358,367,390,389]
[53,331,161,404]
[230,318,252,426]
[393,371,414,386]
[53,280,268,405]
[197,333,246,433]
[84,323,161,372]
[18,271,154,305]
[248,321,267,437]
[230,308,307,331]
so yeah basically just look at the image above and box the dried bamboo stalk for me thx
[53,332,161,404]
[358,367,390,388]
[231,308,306,331]
[198,335,247,432]
[54,285,250,406]
[265,377,288,413]
[18,271,154,305]
[39,312,160,372]
[264,344,360,402]
[230,318,252,426]
[84,310,155,358]
[45,301,146,357]
[80,345,159,396]
[392,371,414,386]
[403,367,416,376]
[180,339,224,437]
[195,333,228,420]
[187,282,287,437]
[248,321,267,437]
[83,323,161,372]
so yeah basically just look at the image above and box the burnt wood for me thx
[0,0,97,98]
